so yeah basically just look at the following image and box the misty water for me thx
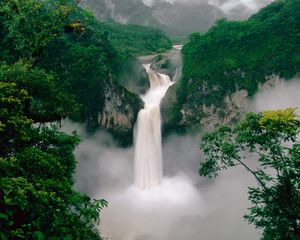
[62,53,300,239]
[134,64,173,189]
[98,64,208,240]
[65,66,282,240]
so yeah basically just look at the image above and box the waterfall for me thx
[134,64,174,189]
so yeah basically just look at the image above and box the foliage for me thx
[0,77,107,239]
[0,0,171,131]
[0,0,170,237]
[0,62,76,123]
[98,21,172,56]
[0,0,74,61]
[173,0,300,127]
[199,109,300,240]
[0,0,118,238]
[36,35,113,128]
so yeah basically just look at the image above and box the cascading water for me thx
[134,64,174,189]
[99,54,206,240]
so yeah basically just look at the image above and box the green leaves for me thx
[33,231,45,240]
[0,81,33,156]
[259,108,300,140]
[177,0,300,129]
[98,199,108,209]
[199,125,239,177]
[0,0,75,60]
[105,22,172,56]
[0,3,104,238]
[0,62,77,123]
[0,213,9,221]
[199,109,300,239]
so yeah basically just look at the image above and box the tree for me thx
[199,108,300,240]
[0,69,107,239]
[0,0,74,61]
[0,62,77,123]
[0,0,171,237]
[0,1,108,237]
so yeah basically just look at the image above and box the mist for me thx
[62,120,259,240]
[58,77,300,240]
[208,0,273,14]
[249,78,300,114]
[143,0,274,16]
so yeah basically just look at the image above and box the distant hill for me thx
[151,1,224,36]
[79,0,274,37]
[80,0,224,36]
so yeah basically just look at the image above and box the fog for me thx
[62,120,259,240]
[143,0,273,16]
[81,0,275,37]
[249,78,300,114]
[58,75,300,240]
[208,0,273,14]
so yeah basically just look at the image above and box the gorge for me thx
[1,0,299,239]
[71,60,259,240]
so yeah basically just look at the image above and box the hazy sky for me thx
[143,0,273,14]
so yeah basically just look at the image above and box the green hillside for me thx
[99,21,172,56]
[0,0,171,238]
[171,0,300,128]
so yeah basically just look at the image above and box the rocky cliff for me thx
[97,74,143,145]
[110,46,182,138]
[162,75,284,132]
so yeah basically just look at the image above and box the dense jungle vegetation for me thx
[1,0,299,239]
[170,0,300,127]
[0,0,171,238]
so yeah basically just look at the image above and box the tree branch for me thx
[236,158,276,200]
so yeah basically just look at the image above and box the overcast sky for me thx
[143,0,273,14]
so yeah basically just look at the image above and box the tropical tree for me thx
[0,64,108,239]
[199,108,300,240]
[0,1,108,238]
[0,0,75,61]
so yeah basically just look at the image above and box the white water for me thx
[134,64,174,189]
[67,62,258,240]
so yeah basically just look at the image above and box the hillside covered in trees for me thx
[0,0,171,131]
[166,0,300,131]
[1,0,299,239]
[0,0,171,238]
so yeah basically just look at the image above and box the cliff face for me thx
[162,75,284,132]
[97,75,143,144]
[179,88,249,131]
[169,75,283,130]
[161,84,177,131]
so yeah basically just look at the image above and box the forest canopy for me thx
[0,0,171,238]
[171,0,300,128]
